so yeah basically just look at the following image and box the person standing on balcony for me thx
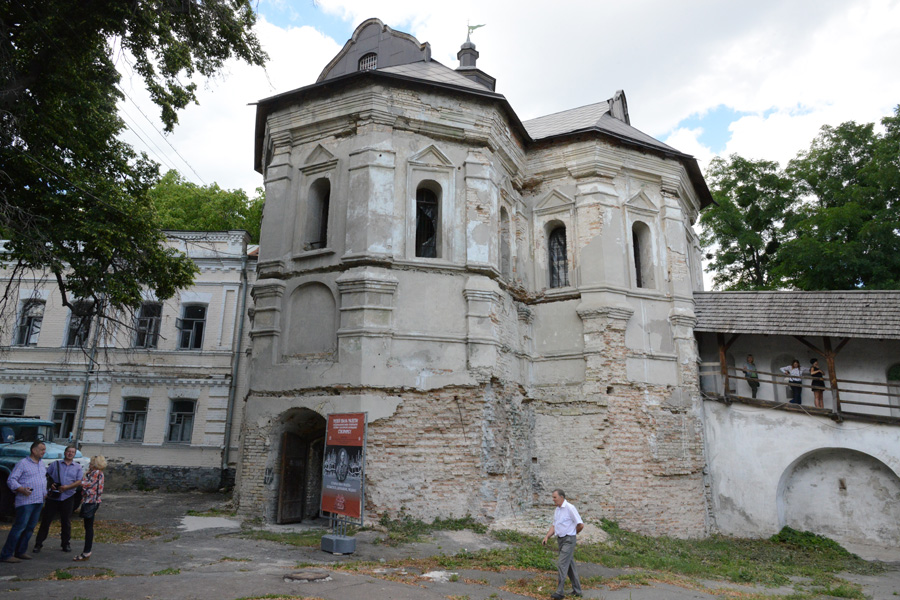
[810,358,826,409]
[781,360,809,405]
[742,354,760,399]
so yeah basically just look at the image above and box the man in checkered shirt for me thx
[1,441,48,563]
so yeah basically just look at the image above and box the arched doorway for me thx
[779,448,900,547]
[276,408,326,523]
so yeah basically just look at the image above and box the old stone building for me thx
[238,19,714,536]
[0,231,254,490]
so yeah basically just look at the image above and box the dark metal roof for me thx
[694,291,900,340]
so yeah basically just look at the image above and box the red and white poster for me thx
[320,412,366,521]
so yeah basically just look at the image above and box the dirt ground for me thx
[0,491,898,600]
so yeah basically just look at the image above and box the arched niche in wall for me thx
[534,189,575,290]
[296,144,338,256]
[285,282,337,359]
[407,144,454,261]
[778,448,900,547]
[625,190,660,291]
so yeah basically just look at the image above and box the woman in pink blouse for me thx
[73,455,106,561]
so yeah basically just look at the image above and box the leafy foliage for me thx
[701,105,900,290]
[149,171,264,243]
[0,0,266,325]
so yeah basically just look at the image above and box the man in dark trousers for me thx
[34,445,83,553]
[1,441,47,563]
[542,488,584,599]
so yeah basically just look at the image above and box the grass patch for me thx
[186,507,236,517]
[239,529,327,547]
[151,567,181,576]
[221,556,252,562]
[49,567,115,581]
[573,521,884,588]
[375,512,487,546]
[0,518,160,544]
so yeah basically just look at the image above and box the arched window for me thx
[305,178,330,250]
[500,207,511,278]
[358,52,377,71]
[632,221,655,289]
[415,185,439,258]
[548,225,569,288]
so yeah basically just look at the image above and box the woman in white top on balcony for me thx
[781,360,809,406]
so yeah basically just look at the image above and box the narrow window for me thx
[1,396,26,416]
[305,178,330,250]
[500,207,511,278]
[358,52,377,71]
[632,222,655,289]
[15,300,44,346]
[52,397,78,440]
[134,302,163,348]
[119,398,148,442]
[548,226,569,288]
[415,187,439,258]
[65,300,94,348]
[177,305,206,350]
[167,400,195,443]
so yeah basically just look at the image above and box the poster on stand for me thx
[320,412,366,523]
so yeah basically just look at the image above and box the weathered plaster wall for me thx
[703,400,900,546]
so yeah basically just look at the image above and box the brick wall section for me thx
[105,463,232,492]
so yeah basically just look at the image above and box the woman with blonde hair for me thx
[73,455,106,561]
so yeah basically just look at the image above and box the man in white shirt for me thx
[542,488,583,599]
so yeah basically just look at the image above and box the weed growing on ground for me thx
[51,569,73,580]
[238,529,327,547]
[220,556,252,562]
[186,507,236,517]
[49,567,115,581]
[151,567,181,576]
[0,519,158,543]
[374,512,486,546]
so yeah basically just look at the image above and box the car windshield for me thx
[10,425,54,443]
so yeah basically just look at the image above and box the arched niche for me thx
[777,448,900,547]
[286,282,336,358]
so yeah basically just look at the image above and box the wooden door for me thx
[277,432,307,523]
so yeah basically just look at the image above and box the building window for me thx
[1,396,26,416]
[415,186,439,258]
[548,226,569,288]
[14,300,44,346]
[119,398,148,442]
[358,52,377,71]
[65,300,94,348]
[500,207,511,278]
[305,178,330,250]
[134,302,162,348]
[167,400,195,443]
[52,397,78,440]
[632,221,655,289]
[177,305,206,350]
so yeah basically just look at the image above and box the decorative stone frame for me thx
[624,190,661,293]
[533,189,576,291]
[294,144,338,259]
[406,144,455,262]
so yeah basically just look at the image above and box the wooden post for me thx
[823,336,841,419]
[717,332,729,399]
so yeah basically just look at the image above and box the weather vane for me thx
[467,21,485,41]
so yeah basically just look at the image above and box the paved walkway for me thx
[0,492,897,600]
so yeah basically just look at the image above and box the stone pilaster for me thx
[577,301,634,396]
[345,147,396,261]
[463,276,503,378]
[464,150,497,270]
[249,279,285,370]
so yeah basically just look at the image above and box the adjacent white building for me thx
[0,231,255,490]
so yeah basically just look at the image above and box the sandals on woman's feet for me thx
[73,553,90,561]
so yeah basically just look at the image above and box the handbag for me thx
[46,461,61,500]
[72,486,83,512]
[80,502,99,519]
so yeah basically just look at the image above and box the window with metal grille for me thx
[65,301,93,348]
[52,397,78,440]
[134,302,162,348]
[358,52,377,71]
[548,226,569,288]
[119,398,148,441]
[415,187,439,258]
[177,305,206,350]
[167,399,195,443]
[0,396,25,416]
[14,300,44,346]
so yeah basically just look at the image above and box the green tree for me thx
[777,112,900,290]
[0,1,266,323]
[700,155,796,290]
[149,171,264,243]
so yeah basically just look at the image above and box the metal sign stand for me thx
[321,514,356,555]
